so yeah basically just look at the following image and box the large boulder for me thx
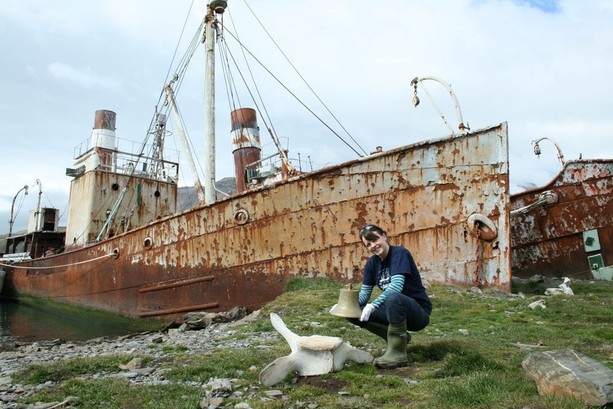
[522,349,613,406]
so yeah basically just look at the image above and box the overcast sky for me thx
[1,0,611,235]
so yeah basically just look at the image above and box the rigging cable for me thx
[418,81,455,135]
[222,10,294,172]
[161,0,199,95]
[220,41,295,172]
[240,0,367,157]
[102,6,205,235]
[219,13,243,118]
[220,25,365,158]
[225,9,278,144]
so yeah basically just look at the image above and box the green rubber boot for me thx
[364,322,389,341]
[374,321,409,369]
[364,322,412,343]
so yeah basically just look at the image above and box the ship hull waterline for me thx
[4,123,511,320]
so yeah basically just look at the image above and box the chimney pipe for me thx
[231,108,261,193]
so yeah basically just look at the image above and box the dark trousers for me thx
[348,292,430,331]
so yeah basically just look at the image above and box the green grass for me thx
[27,378,202,409]
[13,277,612,408]
[14,355,152,384]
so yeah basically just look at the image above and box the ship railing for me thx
[1,252,32,263]
[245,151,307,184]
[72,136,180,181]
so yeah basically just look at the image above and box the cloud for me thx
[1,0,612,234]
[47,62,122,90]
[514,0,560,13]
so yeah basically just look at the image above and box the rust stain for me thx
[511,159,613,278]
[5,123,511,319]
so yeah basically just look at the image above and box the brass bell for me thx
[329,284,362,318]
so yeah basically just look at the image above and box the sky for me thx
[1,0,612,235]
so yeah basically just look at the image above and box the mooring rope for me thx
[0,252,116,270]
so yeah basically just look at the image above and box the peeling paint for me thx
[511,160,613,278]
[6,124,511,319]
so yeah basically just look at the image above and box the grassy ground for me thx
[13,278,613,408]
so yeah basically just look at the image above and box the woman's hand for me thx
[360,304,376,321]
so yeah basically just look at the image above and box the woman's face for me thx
[362,233,390,260]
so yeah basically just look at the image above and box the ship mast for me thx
[203,2,227,204]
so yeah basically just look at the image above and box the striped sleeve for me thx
[358,284,373,306]
[371,274,405,308]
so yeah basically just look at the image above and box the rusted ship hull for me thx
[511,159,613,279]
[4,123,510,319]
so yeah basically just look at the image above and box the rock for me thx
[529,275,545,283]
[522,349,613,406]
[0,309,278,405]
[184,306,248,330]
[528,299,546,309]
[210,396,224,407]
[264,389,283,397]
[119,357,143,370]
[513,341,544,350]
[205,378,233,397]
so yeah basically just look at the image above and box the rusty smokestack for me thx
[93,109,116,131]
[91,110,117,170]
[231,108,261,193]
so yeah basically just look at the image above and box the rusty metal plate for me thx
[5,123,510,319]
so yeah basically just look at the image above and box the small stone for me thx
[208,396,224,407]
[529,274,545,283]
[119,357,143,370]
[528,300,546,309]
[265,389,283,397]
[206,378,233,397]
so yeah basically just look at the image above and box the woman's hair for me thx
[359,224,386,241]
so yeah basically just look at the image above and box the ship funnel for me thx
[91,110,116,150]
[231,108,261,193]
[90,110,117,171]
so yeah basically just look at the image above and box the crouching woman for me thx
[349,224,432,369]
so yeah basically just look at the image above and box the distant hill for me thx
[178,177,236,210]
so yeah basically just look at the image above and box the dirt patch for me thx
[377,365,418,378]
[294,375,348,393]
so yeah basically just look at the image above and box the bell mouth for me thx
[329,285,362,318]
[329,304,361,318]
